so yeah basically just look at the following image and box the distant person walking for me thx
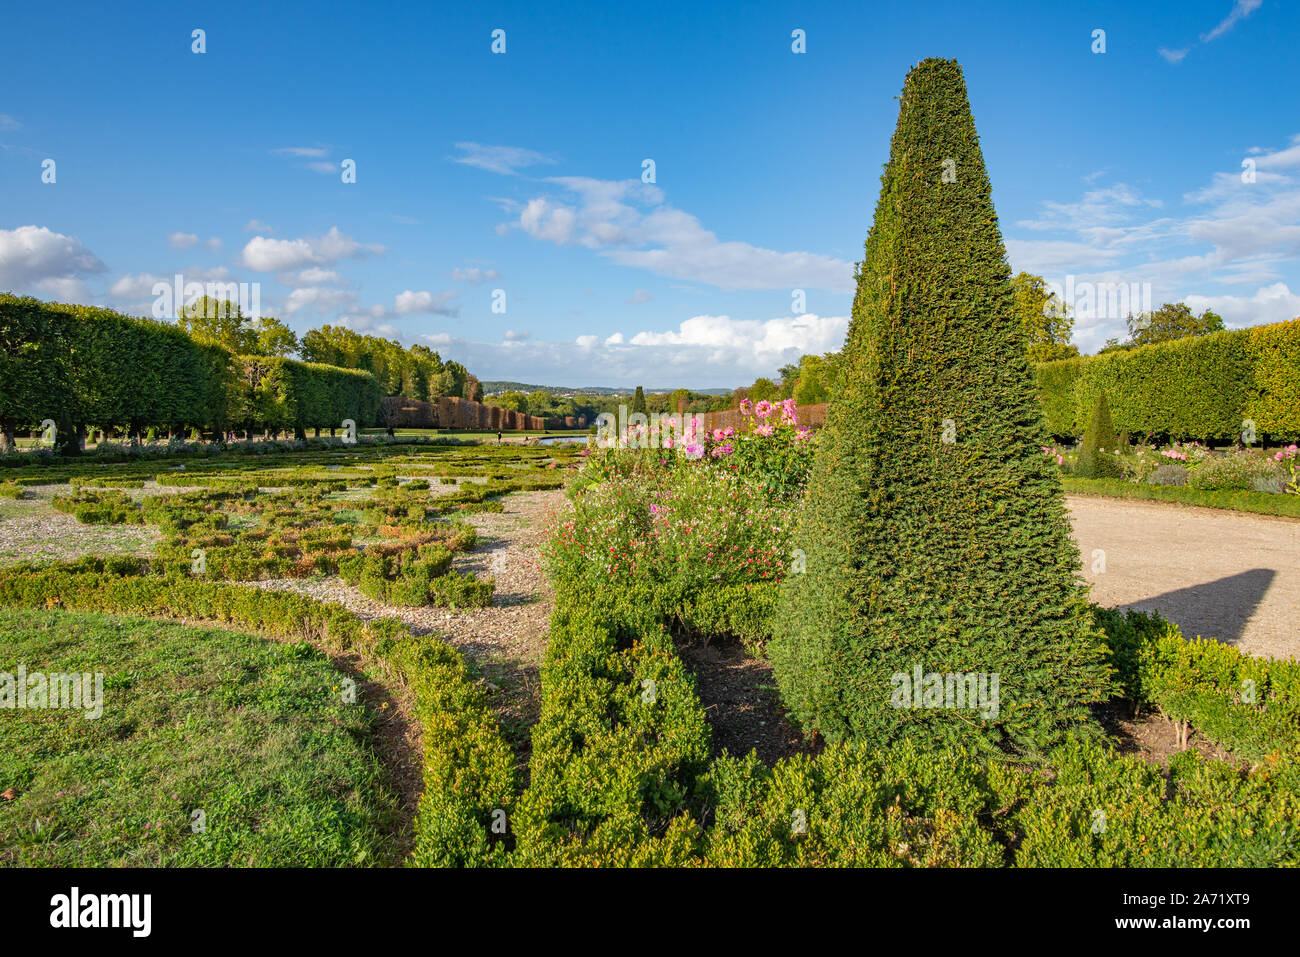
[497,431,503,445]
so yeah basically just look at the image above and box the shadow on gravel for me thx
[1128,567,1275,645]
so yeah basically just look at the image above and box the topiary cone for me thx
[770,58,1109,754]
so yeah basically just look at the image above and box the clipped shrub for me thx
[771,58,1109,754]
[1075,391,1122,479]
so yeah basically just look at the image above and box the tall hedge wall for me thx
[0,294,380,447]
[234,356,382,436]
[1035,318,1299,441]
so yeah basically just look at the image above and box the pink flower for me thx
[754,400,773,419]
[739,398,753,415]
[712,428,726,442]
[755,423,775,437]
[684,442,705,460]
[795,427,812,443]
[1056,455,1063,466]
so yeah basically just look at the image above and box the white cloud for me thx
[0,114,19,131]
[393,289,458,316]
[1158,0,1262,64]
[1202,0,1262,42]
[451,266,500,283]
[1007,136,1300,349]
[501,176,853,292]
[450,142,556,176]
[169,232,221,252]
[396,312,849,387]
[283,285,360,316]
[625,289,653,305]
[307,161,336,176]
[106,267,237,316]
[240,226,385,271]
[1186,282,1300,327]
[503,329,530,341]
[272,146,329,158]
[0,225,106,294]
[245,219,274,233]
[291,267,340,284]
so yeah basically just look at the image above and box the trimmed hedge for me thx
[0,294,381,448]
[1035,318,1300,442]
[234,356,382,438]
[1096,607,1300,761]
[1061,476,1300,518]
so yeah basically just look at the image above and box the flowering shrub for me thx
[551,464,793,584]
[581,398,817,500]
[1186,450,1287,492]
[1274,444,1299,495]
[547,462,795,648]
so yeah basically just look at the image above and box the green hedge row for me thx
[233,356,381,437]
[518,554,1300,865]
[1061,476,1300,517]
[1035,318,1300,441]
[0,295,381,449]
[0,561,515,867]
[1097,607,1300,760]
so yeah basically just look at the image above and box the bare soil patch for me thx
[675,633,821,765]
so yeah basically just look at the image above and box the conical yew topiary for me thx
[771,59,1109,754]
[1074,391,1120,478]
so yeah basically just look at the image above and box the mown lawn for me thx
[0,608,399,866]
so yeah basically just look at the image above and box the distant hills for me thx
[480,381,734,396]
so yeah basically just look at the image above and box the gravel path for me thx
[1067,495,1300,661]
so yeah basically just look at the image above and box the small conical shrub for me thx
[632,386,647,415]
[1074,391,1121,478]
[771,59,1108,755]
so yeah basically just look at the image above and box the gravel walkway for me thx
[1067,495,1300,661]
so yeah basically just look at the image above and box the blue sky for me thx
[2,0,1297,387]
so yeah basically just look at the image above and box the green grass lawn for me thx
[1061,476,1300,518]
[0,607,399,866]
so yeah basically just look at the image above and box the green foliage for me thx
[233,355,382,436]
[1096,608,1300,761]
[1128,302,1225,347]
[1060,476,1300,517]
[1034,318,1300,441]
[1011,271,1078,363]
[0,295,386,443]
[0,607,395,866]
[1074,391,1121,478]
[771,58,1109,754]
[300,325,468,401]
[0,563,516,867]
